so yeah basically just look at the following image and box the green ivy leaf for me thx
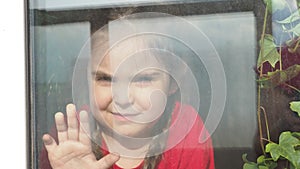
[257,155,265,164]
[243,163,259,169]
[290,163,296,169]
[290,101,300,116]
[242,154,251,163]
[258,166,268,169]
[266,143,281,161]
[296,154,300,168]
[257,34,280,68]
[243,154,278,169]
[243,154,260,169]
[290,151,300,168]
[292,132,300,139]
[266,132,300,168]
[267,161,278,169]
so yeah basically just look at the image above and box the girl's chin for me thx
[94,114,155,138]
[110,125,149,137]
[102,124,153,138]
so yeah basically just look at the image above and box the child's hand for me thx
[42,104,119,169]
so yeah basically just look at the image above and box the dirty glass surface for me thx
[27,0,291,169]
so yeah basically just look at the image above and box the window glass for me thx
[28,1,300,169]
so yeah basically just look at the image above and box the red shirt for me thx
[40,103,215,169]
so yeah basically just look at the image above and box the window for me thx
[27,1,295,169]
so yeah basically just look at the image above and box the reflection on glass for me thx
[272,0,299,46]
[188,13,257,148]
[33,22,90,168]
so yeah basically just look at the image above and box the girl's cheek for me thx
[132,88,153,111]
[93,87,112,110]
[134,83,170,112]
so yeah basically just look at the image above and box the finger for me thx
[66,104,79,141]
[79,110,91,146]
[55,112,68,143]
[42,134,57,152]
[96,153,120,169]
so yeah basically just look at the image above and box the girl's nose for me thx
[112,84,133,108]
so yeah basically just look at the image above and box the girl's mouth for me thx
[111,112,140,121]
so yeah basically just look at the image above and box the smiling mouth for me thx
[111,112,140,121]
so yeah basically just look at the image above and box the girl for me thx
[41,14,215,169]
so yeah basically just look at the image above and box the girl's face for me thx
[90,38,174,138]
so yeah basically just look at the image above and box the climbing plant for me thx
[243,0,300,168]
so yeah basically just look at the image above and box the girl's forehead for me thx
[93,50,166,74]
[91,36,170,74]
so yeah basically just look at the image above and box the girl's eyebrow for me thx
[133,71,165,79]
[135,71,162,77]
[91,69,163,78]
[91,70,112,77]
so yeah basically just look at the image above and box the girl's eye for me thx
[96,76,111,81]
[132,76,153,87]
[95,75,112,85]
[132,76,152,82]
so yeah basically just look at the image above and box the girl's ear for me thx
[168,80,178,95]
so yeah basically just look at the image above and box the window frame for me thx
[26,0,265,168]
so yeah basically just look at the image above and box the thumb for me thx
[96,153,120,169]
